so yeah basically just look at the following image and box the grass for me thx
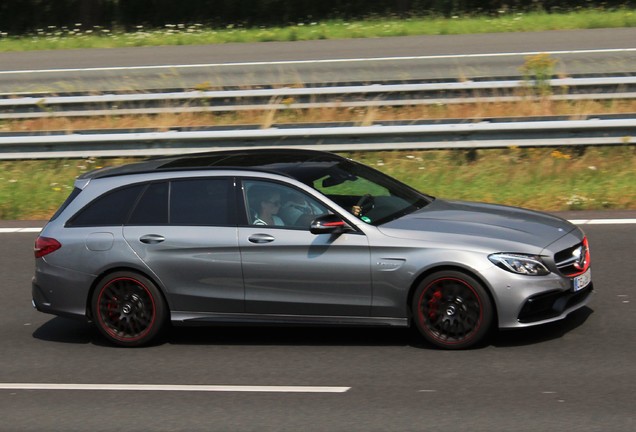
[0,8,635,52]
[1,146,634,220]
[1,94,635,220]
[351,147,636,212]
[0,159,97,220]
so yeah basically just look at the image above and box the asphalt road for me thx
[1,28,636,92]
[0,220,634,431]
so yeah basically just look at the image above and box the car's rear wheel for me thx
[412,271,493,349]
[91,271,167,347]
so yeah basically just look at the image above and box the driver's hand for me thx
[352,205,362,216]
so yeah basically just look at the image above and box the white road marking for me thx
[1,218,634,234]
[0,227,42,233]
[568,219,636,225]
[0,383,350,393]
[2,48,636,75]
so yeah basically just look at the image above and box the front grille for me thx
[518,285,593,323]
[554,240,587,277]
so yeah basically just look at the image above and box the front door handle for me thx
[248,233,275,244]
[139,234,165,244]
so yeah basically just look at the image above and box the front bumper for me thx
[518,283,593,324]
[480,264,594,329]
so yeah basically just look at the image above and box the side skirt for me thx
[171,311,409,328]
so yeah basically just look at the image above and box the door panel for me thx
[239,227,372,316]
[124,226,243,313]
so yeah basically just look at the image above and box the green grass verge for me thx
[1,8,635,52]
[350,147,636,212]
[1,146,634,220]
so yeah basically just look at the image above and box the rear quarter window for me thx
[67,184,145,227]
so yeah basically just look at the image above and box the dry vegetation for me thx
[3,99,636,133]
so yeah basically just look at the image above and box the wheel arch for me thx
[85,266,170,321]
[406,264,499,328]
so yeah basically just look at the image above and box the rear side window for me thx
[67,184,144,227]
[170,178,233,226]
[128,182,169,225]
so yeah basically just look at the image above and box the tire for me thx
[91,271,167,347]
[412,271,493,350]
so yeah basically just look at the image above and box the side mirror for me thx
[310,214,352,235]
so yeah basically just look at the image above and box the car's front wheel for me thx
[91,271,167,347]
[412,271,493,349]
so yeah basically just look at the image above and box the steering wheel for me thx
[353,194,374,217]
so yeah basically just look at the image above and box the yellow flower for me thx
[551,150,571,160]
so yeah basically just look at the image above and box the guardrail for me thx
[2,76,636,120]
[1,116,633,159]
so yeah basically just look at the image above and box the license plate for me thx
[573,268,592,292]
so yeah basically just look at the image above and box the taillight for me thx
[34,236,61,258]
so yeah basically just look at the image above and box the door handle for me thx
[248,233,275,244]
[139,234,165,244]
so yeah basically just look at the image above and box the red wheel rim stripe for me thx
[96,277,156,343]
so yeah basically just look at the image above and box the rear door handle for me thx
[139,234,165,244]
[248,233,275,244]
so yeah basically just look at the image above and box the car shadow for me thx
[32,317,96,344]
[32,307,593,349]
[32,317,416,347]
[165,325,415,347]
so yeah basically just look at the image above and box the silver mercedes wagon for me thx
[33,149,593,349]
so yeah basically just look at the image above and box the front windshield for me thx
[307,159,432,226]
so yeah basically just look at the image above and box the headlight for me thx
[488,253,550,276]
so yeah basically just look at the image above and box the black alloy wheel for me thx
[412,271,493,349]
[91,271,167,347]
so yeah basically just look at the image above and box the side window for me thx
[68,184,144,227]
[311,168,391,222]
[128,182,169,225]
[170,178,234,226]
[243,180,328,229]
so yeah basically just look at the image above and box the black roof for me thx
[80,149,348,180]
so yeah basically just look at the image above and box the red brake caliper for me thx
[428,289,443,320]
[107,296,119,323]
